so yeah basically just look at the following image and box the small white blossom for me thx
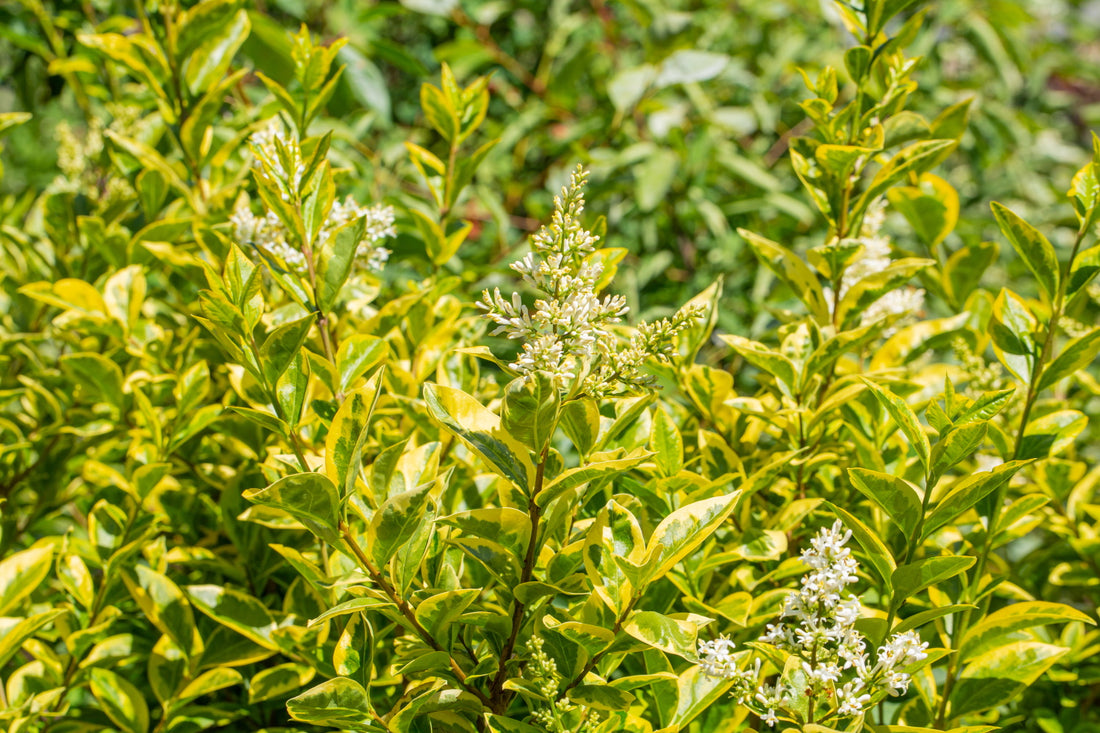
[697,521,929,724]
[235,121,395,276]
[479,166,702,395]
[823,199,925,334]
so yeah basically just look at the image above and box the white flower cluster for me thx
[526,636,601,733]
[479,166,702,395]
[699,521,929,727]
[826,199,925,333]
[53,104,143,205]
[234,121,395,274]
[250,121,304,201]
[230,203,305,270]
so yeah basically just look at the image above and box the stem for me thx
[488,447,549,713]
[562,597,636,693]
[935,221,1090,729]
[340,523,491,707]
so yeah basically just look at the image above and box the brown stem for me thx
[487,448,549,713]
[563,598,635,693]
[936,221,1090,729]
[339,523,490,706]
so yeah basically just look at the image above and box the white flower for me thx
[233,123,395,276]
[479,166,702,394]
[823,198,924,333]
[701,521,929,723]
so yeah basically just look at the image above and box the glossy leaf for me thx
[243,472,341,544]
[991,201,1060,302]
[847,468,922,538]
[643,492,741,585]
[287,677,373,729]
[367,482,434,568]
[89,668,150,733]
[501,371,560,453]
[424,382,535,492]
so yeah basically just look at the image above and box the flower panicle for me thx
[478,165,703,395]
[234,120,395,274]
[697,520,930,727]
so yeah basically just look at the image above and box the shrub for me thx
[1,1,1099,732]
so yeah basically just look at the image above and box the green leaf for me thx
[944,241,998,307]
[650,407,684,477]
[89,668,150,733]
[335,614,372,683]
[367,482,434,568]
[922,461,1028,539]
[857,139,957,212]
[182,7,250,95]
[122,566,201,659]
[243,472,341,544]
[991,202,1060,302]
[739,228,830,323]
[414,588,480,639]
[719,335,798,394]
[249,663,315,704]
[501,372,560,453]
[420,82,458,142]
[608,64,656,113]
[317,216,366,312]
[1037,327,1100,392]
[635,149,679,213]
[847,468,922,539]
[837,258,934,328]
[260,314,314,387]
[567,685,636,712]
[149,635,186,705]
[544,618,615,658]
[862,378,931,473]
[559,398,600,456]
[537,449,654,509]
[622,611,701,661]
[287,677,372,729]
[892,556,975,604]
[177,667,243,706]
[1066,243,1100,301]
[187,584,279,650]
[816,144,877,179]
[990,288,1038,383]
[0,545,53,616]
[929,422,988,486]
[439,507,531,557]
[887,173,959,250]
[667,664,735,730]
[423,382,535,493]
[309,597,393,626]
[335,335,385,395]
[951,642,1069,719]
[326,378,383,500]
[1019,410,1087,459]
[0,609,67,670]
[655,49,729,87]
[892,604,976,634]
[643,492,741,585]
[585,499,646,615]
[959,601,1095,662]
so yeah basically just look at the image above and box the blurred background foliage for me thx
[5,0,1100,334]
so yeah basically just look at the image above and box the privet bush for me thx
[1,1,1100,733]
